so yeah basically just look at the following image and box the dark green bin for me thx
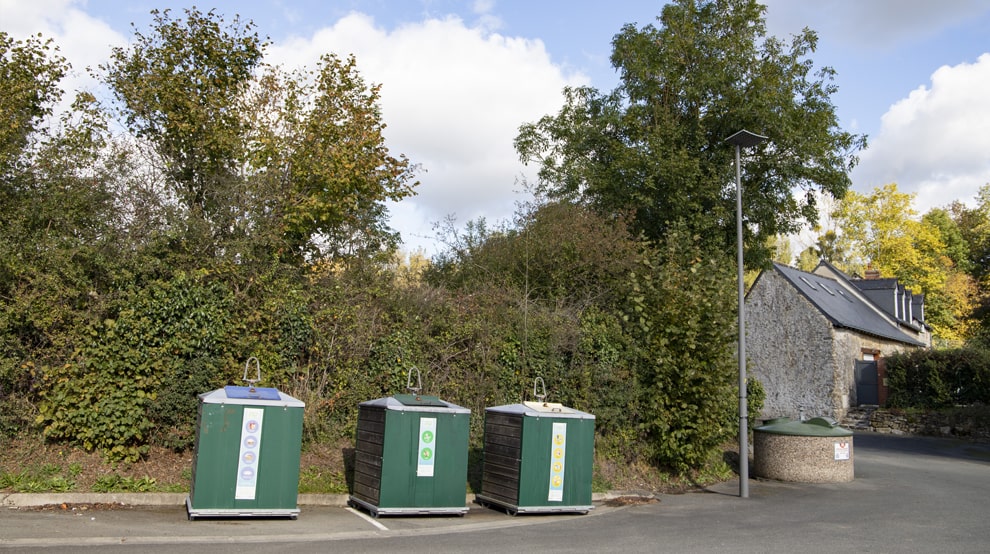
[186,361,305,519]
[349,393,471,516]
[476,401,595,515]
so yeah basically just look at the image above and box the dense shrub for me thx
[36,272,234,459]
[626,228,740,472]
[15,200,750,475]
[886,347,990,409]
[36,317,160,462]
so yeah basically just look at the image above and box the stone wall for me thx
[747,270,835,420]
[867,409,990,441]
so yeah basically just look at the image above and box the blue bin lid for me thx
[199,386,304,407]
[224,385,281,401]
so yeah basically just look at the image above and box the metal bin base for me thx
[347,495,468,517]
[185,497,300,520]
[474,494,592,516]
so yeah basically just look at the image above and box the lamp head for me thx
[724,129,768,148]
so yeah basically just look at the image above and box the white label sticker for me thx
[235,407,264,499]
[548,422,567,502]
[417,417,437,477]
[834,441,850,461]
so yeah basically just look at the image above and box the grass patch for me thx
[91,475,158,492]
[297,466,349,494]
[159,482,189,493]
[0,464,78,493]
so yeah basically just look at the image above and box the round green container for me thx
[753,417,854,483]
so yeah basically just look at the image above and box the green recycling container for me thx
[186,365,305,520]
[349,393,470,516]
[476,400,595,515]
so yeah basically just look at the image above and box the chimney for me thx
[864,264,881,280]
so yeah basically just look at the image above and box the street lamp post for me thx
[724,129,767,499]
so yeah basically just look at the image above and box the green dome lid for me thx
[755,416,853,437]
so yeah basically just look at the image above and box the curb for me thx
[2,491,655,509]
[2,492,190,508]
[2,492,350,508]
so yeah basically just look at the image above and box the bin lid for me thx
[755,416,853,437]
[360,395,470,414]
[486,402,595,420]
[393,393,448,407]
[199,386,305,407]
[224,385,281,401]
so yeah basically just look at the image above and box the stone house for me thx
[746,261,930,422]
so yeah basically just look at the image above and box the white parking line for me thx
[347,507,389,531]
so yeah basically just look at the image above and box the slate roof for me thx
[768,262,926,347]
[848,277,898,290]
[846,276,925,330]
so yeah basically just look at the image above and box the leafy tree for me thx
[796,246,820,272]
[951,185,990,344]
[769,234,794,265]
[429,200,640,310]
[952,185,990,282]
[102,8,265,258]
[815,229,844,265]
[3,8,422,454]
[924,208,971,274]
[388,249,431,288]
[102,9,418,268]
[830,184,937,279]
[830,183,977,342]
[922,208,978,344]
[626,226,739,471]
[0,32,125,434]
[514,0,865,268]
[242,56,419,262]
[0,32,67,179]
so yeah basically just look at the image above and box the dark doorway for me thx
[855,359,879,405]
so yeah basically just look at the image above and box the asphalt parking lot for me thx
[2,431,989,553]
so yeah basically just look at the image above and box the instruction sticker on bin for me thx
[548,422,567,502]
[235,407,264,499]
[417,417,437,477]
[834,441,850,461]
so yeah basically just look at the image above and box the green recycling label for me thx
[417,417,437,477]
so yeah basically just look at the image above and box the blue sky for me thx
[4,0,989,257]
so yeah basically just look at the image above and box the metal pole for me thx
[735,143,749,499]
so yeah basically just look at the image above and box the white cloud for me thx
[0,0,124,71]
[852,54,990,212]
[470,0,502,32]
[1,0,125,111]
[269,13,587,255]
[763,0,988,50]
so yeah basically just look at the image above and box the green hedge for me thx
[886,347,990,409]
